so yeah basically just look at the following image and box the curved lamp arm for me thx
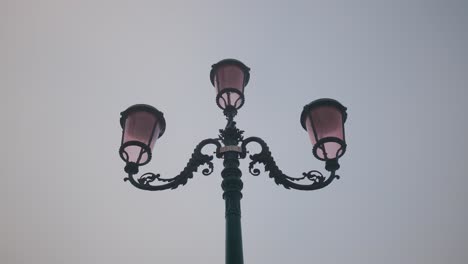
[124,138,222,191]
[240,137,340,191]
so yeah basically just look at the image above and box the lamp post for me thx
[118,59,348,264]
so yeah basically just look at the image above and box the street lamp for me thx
[118,59,348,264]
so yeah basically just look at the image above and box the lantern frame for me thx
[300,98,348,161]
[119,104,166,166]
[210,59,250,110]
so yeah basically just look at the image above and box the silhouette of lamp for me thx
[118,58,348,264]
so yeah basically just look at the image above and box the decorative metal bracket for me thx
[124,138,222,191]
[240,137,340,190]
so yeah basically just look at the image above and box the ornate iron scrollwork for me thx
[219,125,244,144]
[219,106,244,145]
[240,137,340,191]
[124,138,222,191]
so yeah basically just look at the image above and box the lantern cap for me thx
[120,104,166,138]
[300,98,347,130]
[210,58,250,87]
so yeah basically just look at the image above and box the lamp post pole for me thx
[222,149,244,264]
[118,58,348,264]
[220,108,245,264]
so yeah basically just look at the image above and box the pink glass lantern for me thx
[119,104,166,166]
[301,99,347,161]
[210,59,250,110]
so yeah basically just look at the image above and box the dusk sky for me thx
[2,1,468,263]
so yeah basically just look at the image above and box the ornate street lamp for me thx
[118,59,348,264]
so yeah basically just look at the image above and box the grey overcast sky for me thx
[2,0,468,263]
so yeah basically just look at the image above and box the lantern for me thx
[119,104,166,167]
[301,99,347,162]
[210,59,250,110]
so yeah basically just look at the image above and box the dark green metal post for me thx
[220,106,245,264]
[222,151,244,264]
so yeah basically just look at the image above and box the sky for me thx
[2,0,468,263]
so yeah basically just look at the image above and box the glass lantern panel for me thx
[123,111,161,162]
[305,105,344,159]
[123,145,150,164]
[315,142,344,160]
[214,64,245,93]
[217,90,242,109]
